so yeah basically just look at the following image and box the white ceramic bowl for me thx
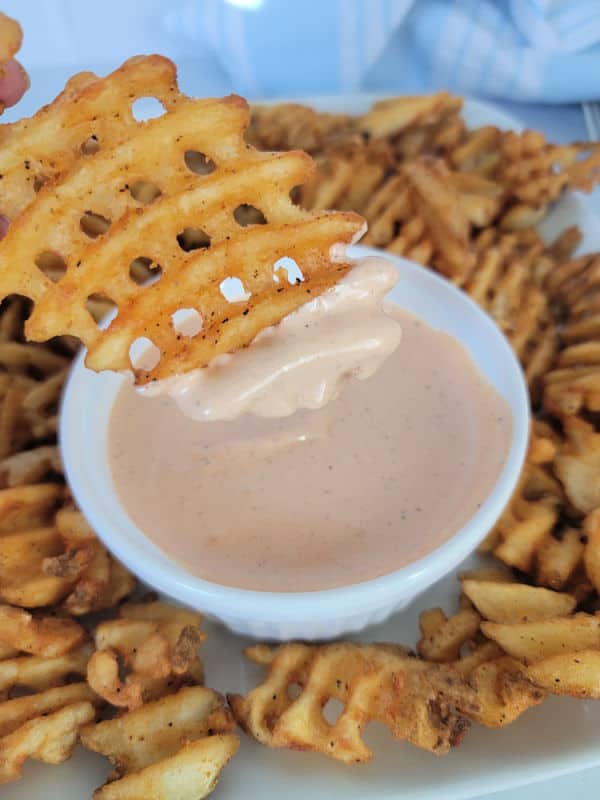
[60,245,529,640]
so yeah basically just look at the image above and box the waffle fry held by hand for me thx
[0,58,364,385]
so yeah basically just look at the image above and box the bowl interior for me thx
[60,246,529,624]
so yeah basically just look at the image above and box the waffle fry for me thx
[81,686,237,799]
[359,93,463,140]
[555,416,600,515]
[248,103,353,153]
[0,445,61,488]
[0,500,134,612]
[0,65,363,383]
[460,579,576,623]
[481,614,600,665]
[229,639,546,762]
[417,607,481,663]
[299,138,393,212]
[481,441,563,574]
[87,601,205,710]
[543,316,600,417]
[0,56,182,221]
[0,605,86,656]
[229,642,476,762]
[0,639,97,783]
[90,736,239,800]
[0,482,62,532]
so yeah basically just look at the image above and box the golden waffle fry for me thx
[543,316,600,416]
[0,66,364,383]
[0,445,61,488]
[526,650,600,698]
[81,686,237,800]
[0,604,86,657]
[482,430,563,573]
[0,501,135,612]
[0,56,182,221]
[248,103,353,154]
[0,639,98,783]
[87,602,205,710]
[0,700,96,783]
[481,613,600,665]
[534,526,586,591]
[460,580,576,623]
[402,157,474,279]
[299,138,393,212]
[417,607,481,663]
[89,736,239,800]
[0,483,64,533]
[0,648,89,694]
[448,125,502,176]
[546,253,600,319]
[229,642,476,762]
[359,93,463,139]
[393,110,467,161]
[554,416,600,515]
[49,508,135,616]
[229,639,545,762]
[0,526,77,607]
[583,508,600,594]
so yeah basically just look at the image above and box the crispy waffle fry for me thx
[298,139,393,212]
[87,601,205,710]
[248,103,353,153]
[0,499,135,612]
[481,614,600,665]
[554,416,600,515]
[0,66,364,383]
[0,483,61,532]
[0,700,96,783]
[482,429,564,574]
[0,639,98,783]
[543,316,600,416]
[81,686,234,773]
[359,93,463,140]
[81,687,237,799]
[90,736,239,800]
[229,642,476,762]
[525,649,600,698]
[49,508,135,616]
[0,445,61,488]
[0,526,77,607]
[0,604,86,657]
[402,158,474,279]
[583,508,600,594]
[460,580,576,623]
[229,640,545,762]
[546,253,600,319]
[0,56,182,221]
[417,607,481,663]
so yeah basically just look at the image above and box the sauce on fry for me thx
[109,283,512,592]
[140,258,402,420]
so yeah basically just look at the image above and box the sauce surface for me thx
[109,306,511,592]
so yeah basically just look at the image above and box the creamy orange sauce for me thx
[141,258,402,420]
[109,306,511,592]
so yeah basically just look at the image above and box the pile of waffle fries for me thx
[0,57,599,796]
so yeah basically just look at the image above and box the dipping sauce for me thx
[141,258,402,421]
[109,306,512,592]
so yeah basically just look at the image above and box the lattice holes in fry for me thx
[0,57,364,383]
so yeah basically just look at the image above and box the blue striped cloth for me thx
[164,0,600,101]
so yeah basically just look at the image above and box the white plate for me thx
[6,95,600,800]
